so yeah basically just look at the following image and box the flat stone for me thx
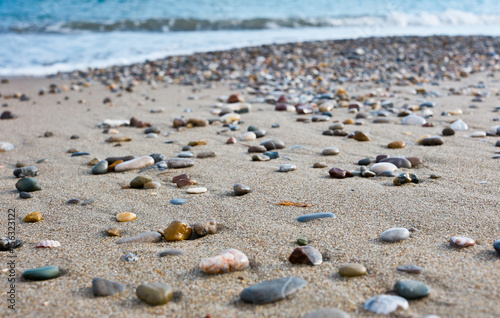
[0,142,15,152]
[13,166,38,178]
[240,276,307,304]
[136,283,173,306]
[263,151,279,159]
[302,308,351,318]
[197,151,216,158]
[130,176,153,188]
[115,156,154,172]
[177,179,197,188]
[397,265,424,274]
[116,231,162,244]
[373,118,393,124]
[159,249,185,257]
[106,136,132,143]
[387,140,405,149]
[313,162,327,168]
[279,164,296,172]
[19,192,33,199]
[339,263,367,277]
[261,139,285,150]
[394,280,431,299]
[248,145,267,153]
[15,177,41,192]
[322,147,340,156]
[370,163,397,174]
[186,187,207,194]
[116,212,136,222]
[297,212,336,222]
[234,183,251,196]
[177,151,194,158]
[450,236,476,247]
[240,132,257,141]
[200,249,249,274]
[67,198,82,204]
[471,131,486,138]
[167,158,194,169]
[364,295,408,315]
[358,158,372,165]
[380,157,412,168]
[71,152,90,157]
[22,266,60,281]
[402,114,426,125]
[170,198,187,205]
[381,228,410,242]
[421,136,444,146]
[105,156,134,164]
[163,221,192,241]
[192,220,217,237]
[92,277,126,297]
[406,157,423,167]
[289,246,322,265]
[353,131,370,141]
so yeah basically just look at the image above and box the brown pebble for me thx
[106,227,123,236]
[107,160,123,172]
[339,263,367,277]
[172,174,190,183]
[343,118,354,125]
[116,212,136,222]
[353,131,370,141]
[177,179,197,188]
[188,140,207,147]
[288,246,323,266]
[163,221,192,241]
[106,136,132,143]
[313,162,327,168]
[67,148,78,153]
[226,137,237,144]
[387,140,405,149]
[24,211,43,222]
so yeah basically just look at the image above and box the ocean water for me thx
[1,0,500,76]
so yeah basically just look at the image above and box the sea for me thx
[1,0,500,76]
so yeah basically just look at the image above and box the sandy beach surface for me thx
[0,36,500,318]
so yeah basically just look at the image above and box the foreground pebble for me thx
[22,266,60,281]
[163,221,192,241]
[136,283,173,306]
[240,276,306,304]
[381,228,410,242]
[279,164,296,172]
[92,277,126,297]
[394,280,431,299]
[364,295,408,315]
[115,156,154,172]
[234,183,251,196]
[297,212,335,222]
[13,166,38,178]
[167,158,195,169]
[339,263,367,277]
[289,246,322,265]
[200,249,249,274]
[15,177,41,192]
[24,211,42,222]
[116,212,136,222]
[450,236,475,247]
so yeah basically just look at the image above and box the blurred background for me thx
[1,0,500,76]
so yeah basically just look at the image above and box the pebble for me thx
[13,166,38,178]
[186,187,207,194]
[421,136,444,146]
[261,139,285,150]
[394,280,431,299]
[322,147,340,156]
[450,119,468,131]
[163,221,192,241]
[373,118,393,124]
[353,131,370,141]
[188,139,207,147]
[406,156,423,167]
[470,131,486,138]
[279,164,296,172]
[170,198,187,205]
[115,156,155,172]
[0,142,15,152]
[226,137,237,144]
[19,192,33,199]
[116,231,162,244]
[240,276,307,304]
[200,249,249,274]
[442,127,455,136]
[192,220,217,237]
[177,151,194,158]
[381,228,410,242]
[88,158,100,165]
[15,177,41,192]
[143,181,161,189]
[105,156,134,164]
[393,172,419,185]
[197,151,216,158]
[450,236,476,247]
[24,211,42,222]
[387,140,405,149]
[0,236,22,251]
[297,238,308,246]
[67,198,81,204]
[494,239,500,255]
[339,263,367,277]
[167,158,195,169]
[22,266,60,281]
[92,277,126,297]
[302,308,351,318]
[136,283,173,306]
[313,162,327,168]
[252,154,270,161]
[71,152,90,157]
[116,212,136,222]
[124,253,138,261]
[297,212,336,222]
[358,158,372,165]
[380,157,411,169]
[150,153,166,163]
[370,162,397,174]
[145,133,158,138]
[402,114,426,125]
[248,145,267,153]
[106,136,132,143]
[92,160,109,174]
[289,246,322,265]
[240,132,257,141]
[234,183,251,196]
[397,265,424,274]
[159,249,185,257]
[130,176,153,188]
[329,167,348,178]
[82,198,95,206]
[106,227,123,236]
[364,295,409,315]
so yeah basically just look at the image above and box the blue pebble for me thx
[71,152,90,156]
[170,198,188,205]
[297,212,336,222]
[263,151,279,159]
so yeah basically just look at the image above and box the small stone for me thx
[170,198,188,205]
[24,211,42,222]
[387,140,405,149]
[329,167,348,178]
[442,127,455,136]
[313,162,327,168]
[177,151,194,158]
[339,263,367,277]
[234,183,251,196]
[297,238,308,246]
[263,151,279,159]
[186,187,207,194]
[0,142,15,152]
[200,249,249,274]
[397,265,424,274]
[92,278,126,297]
[106,227,123,236]
[116,231,162,244]
[353,131,370,141]
[450,119,468,131]
[406,157,423,167]
[297,212,336,222]
[163,221,192,241]
[71,152,90,157]
[240,132,256,141]
[105,156,134,164]
[19,192,33,199]
[88,158,100,165]
[248,145,267,153]
[188,140,207,147]
[115,156,155,172]
[67,198,82,204]
[13,166,38,178]
[197,151,216,158]
[402,114,426,125]
[261,139,285,150]
[289,246,322,265]
[381,228,410,242]
[106,136,132,143]
[116,212,136,222]
[471,131,486,138]
[394,280,431,300]
[144,181,161,189]
[192,220,217,237]
[172,174,189,183]
[44,131,53,137]
[322,147,340,156]
[167,158,194,169]
[252,154,270,161]
[22,266,60,281]
[358,158,372,165]
[177,179,197,188]
[375,154,388,162]
[240,276,307,304]
[370,162,397,174]
[343,118,354,125]
[124,252,138,261]
[279,164,296,172]
[149,153,166,163]
[364,295,408,315]
[380,157,411,169]
[159,249,185,257]
[302,308,351,318]
[393,172,412,186]
[226,137,237,144]
[15,177,41,192]
[450,236,476,247]
[92,160,109,174]
[136,283,173,306]
[0,236,22,251]
[130,176,153,188]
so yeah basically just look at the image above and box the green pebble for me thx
[130,176,153,188]
[394,280,431,299]
[22,266,60,281]
[15,177,41,192]
[297,238,308,246]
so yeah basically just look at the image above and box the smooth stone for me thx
[240,276,307,304]
[0,142,15,152]
[106,136,132,143]
[393,172,412,185]
[159,249,185,257]
[322,147,340,156]
[71,152,90,157]
[234,183,251,196]
[24,211,42,222]
[105,156,134,164]
[263,151,279,159]
[401,114,426,125]
[177,179,197,188]
[248,145,267,153]
[115,156,154,172]
[397,265,424,274]
[279,164,296,172]
[394,280,431,299]
[387,140,405,149]
[373,118,393,124]
[471,131,486,138]
[364,295,408,315]
[297,238,308,246]
[362,170,376,177]
[150,153,166,163]
[375,154,388,162]
[177,151,194,158]
[197,151,216,158]
[186,187,207,194]
[339,263,367,277]
[92,277,126,297]
[377,171,397,177]
[19,191,33,199]
[22,266,60,281]
[358,158,372,165]
[370,162,397,174]
[381,228,410,242]
[302,308,351,318]
[67,198,82,204]
[450,119,468,131]
[380,157,412,169]
[406,157,423,167]
[0,236,22,251]
[143,181,161,189]
[92,160,108,174]
[170,198,188,205]
[289,246,322,266]
[313,162,327,168]
[144,126,160,134]
[163,221,192,241]
[167,158,194,169]
[254,130,266,138]
[240,132,257,141]
[136,283,173,306]
[200,249,249,274]
[15,177,41,192]
[442,127,455,136]
[329,123,344,130]
[297,212,335,222]
[106,227,123,236]
[116,231,162,244]
[116,212,136,222]
[124,252,138,262]
[421,136,444,146]
[329,167,348,178]
[252,154,270,161]
[130,176,153,188]
[353,131,370,141]
[494,239,500,255]
[261,139,285,150]
[192,220,217,237]
[13,166,38,178]
[450,236,476,247]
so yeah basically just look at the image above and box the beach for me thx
[1,35,500,317]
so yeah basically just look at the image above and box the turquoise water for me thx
[1,0,500,75]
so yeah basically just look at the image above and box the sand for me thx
[0,38,500,318]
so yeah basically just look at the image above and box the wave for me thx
[7,9,500,33]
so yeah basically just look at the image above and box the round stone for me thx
[241,276,306,304]
[313,162,327,168]
[22,266,60,281]
[116,212,136,222]
[0,142,15,152]
[353,131,370,141]
[279,164,296,172]
[394,280,431,299]
[402,114,426,125]
[143,181,161,189]
[381,228,410,242]
[92,277,126,297]
[15,177,41,192]
[297,238,308,246]
[149,153,166,163]
[200,249,249,274]
[442,127,455,136]
[24,211,42,222]
[129,176,153,188]
[322,147,340,156]
[387,140,405,149]
[450,119,468,131]
[234,183,251,196]
[358,158,372,165]
[136,283,173,306]
[370,162,397,174]
[339,263,367,277]
[240,132,256,141]
[163,221,192,241]
[248,145,267,153]
[364,295,408,315]
[289,246,322,266]
[192,220,217,237]
[329,167,348,178]
[92,160,108,175]
[380,157,411,169]
[261,139,285,150]
[421,136,444,146]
